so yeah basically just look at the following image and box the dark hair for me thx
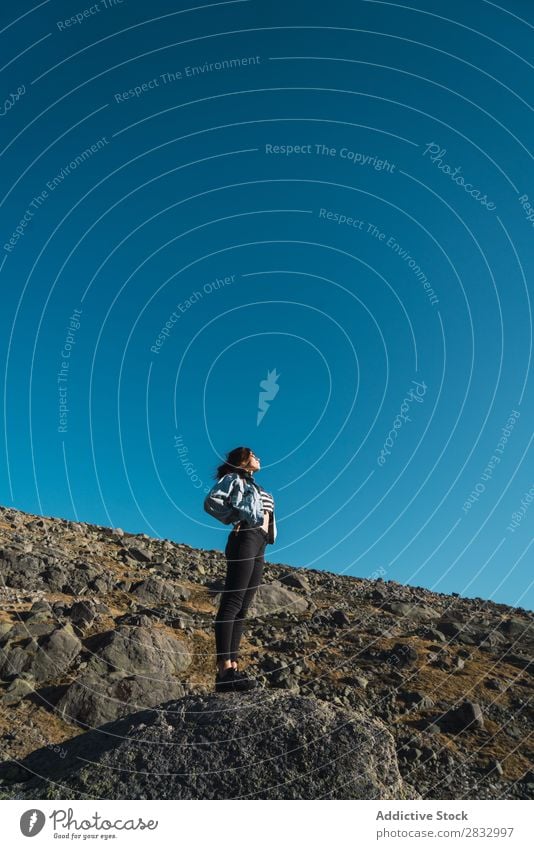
[214,446,253,480]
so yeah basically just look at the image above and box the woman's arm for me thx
[210,474,250,523]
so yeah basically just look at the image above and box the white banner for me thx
[1,799,531,848]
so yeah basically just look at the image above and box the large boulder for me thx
[55,625,192,726]
[0,550,43,588]
[0,547,109,595]
[0,691,420,800]
[499,617,534,644]
[249,580,309,617]
[130,576,191,605]
[56,668,186,728]
[89,624,192,676]
[384,602,440,622]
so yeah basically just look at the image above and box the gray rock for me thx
[0,676,35,705]
[0,621,12,640]
[485,678,507,692]
[499,618,533,639]
[436,619,466,638]
[440,701,485,732]
[61,567,100,595]
[266,664,300,689]
[386,643,419,669]
[170,613,194,630]
[1,621,57,642]
[131,577,191,606]
[126,546,153,563]
[26,601,53,621]
[206,578,225,598]
[89,625,192,677]
[249,581,309,617]
[53,624,191,727]
[343,674,369,690]
[118,613,155,628]
[32,626,82,682]
[0,625,81,683]
[67,600,96,630]
[90,574,116,593]
[385,602,439,621]
[421,627,447,642]
[279,572,311,592]
[331,609,351,627]
[56,671,186,728]
[7,692,420,800]
[503,653,533,672]
[401,691,435,710]
[478,631,507,648]
[0,552,43,588]
[0,642,30,681]
[400,746,422,762]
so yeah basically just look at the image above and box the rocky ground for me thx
[0,503,532,800]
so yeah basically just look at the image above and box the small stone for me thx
[0,622,12,641]
[127,546,153,563]
[171,613,194,630]
[332,609,350,627]
[279,572,311,592]
[441,701,485,732]
[487,759,503,776]
[68,600,96,629]
[1,676,34,705]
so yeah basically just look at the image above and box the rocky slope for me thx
[0,503,532,800]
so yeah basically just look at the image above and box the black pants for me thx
[214,526,268,664]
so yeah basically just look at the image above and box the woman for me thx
[207,446,277,693]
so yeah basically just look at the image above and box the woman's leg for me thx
[214,530,263,674]
[229,533,266,664]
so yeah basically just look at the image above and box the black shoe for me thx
[215,668,258,692]
[215,668,234,692]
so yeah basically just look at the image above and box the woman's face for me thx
[244,451,261,472]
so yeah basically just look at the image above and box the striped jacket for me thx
[205,471,277,544]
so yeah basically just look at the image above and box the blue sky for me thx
[1,0,533,609]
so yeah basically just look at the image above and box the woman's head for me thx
[214,447,261,479]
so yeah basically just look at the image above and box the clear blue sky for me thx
[1,0,533,609]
